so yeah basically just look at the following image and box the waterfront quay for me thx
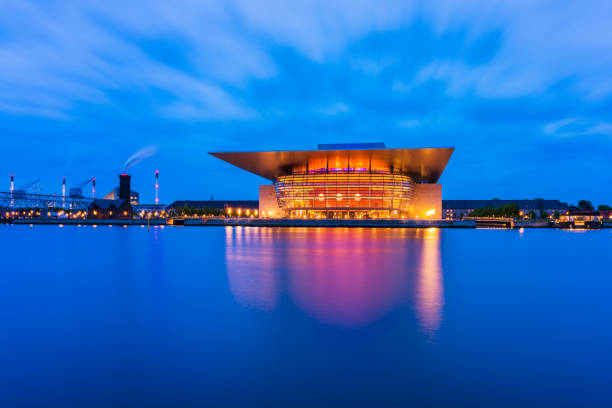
[10,218,167,226]
[170,217,475,228]
[9,217,611,229]
[10,217,471,228]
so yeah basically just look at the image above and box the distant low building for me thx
[442,199,568,219]
[559,210,603,228]
[599,210,612,220]
[167,200,259,211]
[87,199,132,220]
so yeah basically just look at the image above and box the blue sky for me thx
[1,0,611,205]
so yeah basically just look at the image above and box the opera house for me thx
[210,143,453,219]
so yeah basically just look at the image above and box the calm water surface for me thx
[1,225,611,407]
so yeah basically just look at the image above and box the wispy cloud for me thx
[542,118,578,135]
[316,102,350,116]
[398,119,420,128]
[542,118,612,137]
[2,0,612,120]
[583,122,612,136]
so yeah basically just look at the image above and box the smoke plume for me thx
[123,145,158,171]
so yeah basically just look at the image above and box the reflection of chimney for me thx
[119,173,131,200]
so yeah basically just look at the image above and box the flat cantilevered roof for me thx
[209,146,454,183]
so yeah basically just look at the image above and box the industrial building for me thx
[103,173,139,205]
[442,199,568,219]
[87,199,132,220]
[87,174,133,220]
[2,171,165,221]
[210,143,454,219]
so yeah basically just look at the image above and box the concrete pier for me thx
[171,217,476,228]
[11,219,167,226]
[12,217,607,228]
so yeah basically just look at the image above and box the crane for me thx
[12,179,41,198]
[17,179,41,192]
[69,178,95,198]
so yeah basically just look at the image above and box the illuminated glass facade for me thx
[276,171,413,218]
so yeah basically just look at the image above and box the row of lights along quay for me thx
[3,143,611,229]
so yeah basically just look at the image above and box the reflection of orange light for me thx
[224,228,445,331]
[415,228,443,338]
[286,228,408,327]
[225,227,279,311]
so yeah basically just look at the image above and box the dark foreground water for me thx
[1,225,611,407]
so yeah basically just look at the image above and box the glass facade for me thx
[275,170,413,218]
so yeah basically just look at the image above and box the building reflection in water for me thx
[284,228,409,328]
[414,228,444,337]
[225,227,444,334]
[225,227,280,311]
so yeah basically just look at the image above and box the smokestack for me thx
[92,178,96,199]
[9,175,14,208]
[62,177,66,208]
[119,173,131,200]
[155,170,159,204]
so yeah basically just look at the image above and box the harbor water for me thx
[1,225,611,407]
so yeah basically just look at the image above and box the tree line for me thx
[468,204,521,218]
[467,200,611,219]
[575,200,610,211]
